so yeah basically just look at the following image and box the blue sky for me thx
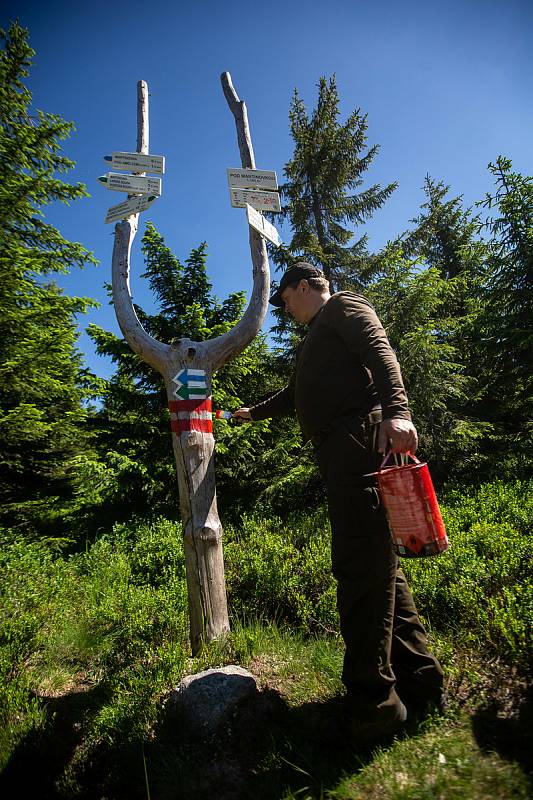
[3,0,533,378]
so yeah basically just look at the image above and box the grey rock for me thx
[171,665,257,735]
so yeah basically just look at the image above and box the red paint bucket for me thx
[371,452,449,558]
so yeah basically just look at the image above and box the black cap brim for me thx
[269,286,285,307]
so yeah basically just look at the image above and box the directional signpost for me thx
[105,194,157,224]
[99,172,162,196]
[246,203,281,246]
[99,149,164,222]
[227,166,281,221]
[104,151,165,174]
[106,74,275,657]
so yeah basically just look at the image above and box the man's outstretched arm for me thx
[233,371,296,423]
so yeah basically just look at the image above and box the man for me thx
[234,262,444,746]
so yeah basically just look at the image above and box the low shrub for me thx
[0,519,190,770]
[404,480,532,667]
[225,480,532,669]
[224,507,338,632]
[0,480,530,784]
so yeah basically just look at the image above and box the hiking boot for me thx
[402,690,448,723]
[348,699,407,750]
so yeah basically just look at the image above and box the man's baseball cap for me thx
[269,262,324,308]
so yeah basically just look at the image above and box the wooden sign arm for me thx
[206,72,270,372]
[111,80,169,372]
[111,219,169,371]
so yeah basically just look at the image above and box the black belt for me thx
[310,407,382,450]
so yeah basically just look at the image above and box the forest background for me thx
[1,5,532,799]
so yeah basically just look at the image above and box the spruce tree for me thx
[0,22,96,534]
[401,176,487,280]
[271,75,396,290]
[368,180,493,479]
[475,157,533,470]
[479,157,532,390]
[397,176,488,383]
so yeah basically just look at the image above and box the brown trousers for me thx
[314,413,444,721]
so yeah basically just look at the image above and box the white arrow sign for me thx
[104,152,165,174]
[246,204,282,247]
[105,194,157,224]
[230,188,281,212]
[227,168,278,191]
[172,368,207,400]
[99,172,162,196]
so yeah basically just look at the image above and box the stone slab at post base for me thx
[171,666,258,736]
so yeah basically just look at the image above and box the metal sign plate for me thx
[172,368,207,400]
[105,152,165,174]
[105,194,157,224]
[227,167,278,191]
[246,204,282,246]
[230,188,281,212]
[103,172,162,196]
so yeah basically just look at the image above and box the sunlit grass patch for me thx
[328,715,531,800]
[0,480,531,798]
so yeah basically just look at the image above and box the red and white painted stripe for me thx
[168,398,213,434]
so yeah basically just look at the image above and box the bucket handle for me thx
[379,449,420,471]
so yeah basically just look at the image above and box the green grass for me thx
[327,717,531,800]
[0,479,531,798]
[226,619,345,702]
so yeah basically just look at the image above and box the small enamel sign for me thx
[246,204,282,246]
[105,194,157,224]
[104,152,165,174]
[227,168,278,191]
[172,368,207,400]
[100,172,162,196]
[230,188,281,212]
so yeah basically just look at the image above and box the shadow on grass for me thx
[471,682,533,777]
[146,689,378,800]
[0,683,107,799]
[0,686,404,799]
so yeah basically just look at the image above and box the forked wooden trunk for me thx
[110,76,270,654]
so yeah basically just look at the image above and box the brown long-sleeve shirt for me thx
[250,291,411,439]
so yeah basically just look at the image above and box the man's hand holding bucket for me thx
[378,418,418,455]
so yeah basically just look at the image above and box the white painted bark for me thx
[110,76,270,655]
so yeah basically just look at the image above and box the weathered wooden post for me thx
[108,76,270,654]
